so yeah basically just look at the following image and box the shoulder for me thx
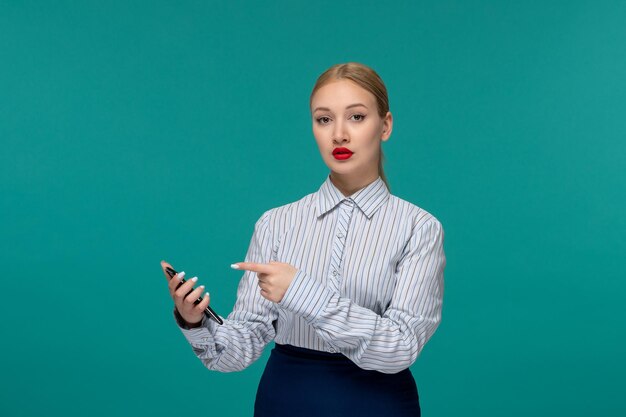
[254,191,317,231]
[387,194,443,234]
[387,196,445,262]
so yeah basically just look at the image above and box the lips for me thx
[332,147,353,160]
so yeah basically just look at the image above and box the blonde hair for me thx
[310,62,390,189]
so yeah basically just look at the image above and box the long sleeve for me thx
[174,211,278,372]
[278,217,445,374]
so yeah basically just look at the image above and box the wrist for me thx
[174,307,203,329]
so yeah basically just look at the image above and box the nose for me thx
[332,120,349,145]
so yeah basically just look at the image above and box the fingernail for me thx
[178,271,186,280]
[199,285,205,289]
[230,264,240,269]
[205,292,210,298]
[191,276,198,282]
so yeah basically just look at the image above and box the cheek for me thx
[312,129,327,149]
[364,136,382,160]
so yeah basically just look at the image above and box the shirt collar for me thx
[316,175,390,219]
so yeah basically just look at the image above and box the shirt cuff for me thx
[278,269,333,323]
[172,308,216,350]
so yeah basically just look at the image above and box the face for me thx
[310,79,392,183]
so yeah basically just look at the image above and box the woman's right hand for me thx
[161,260,211,327]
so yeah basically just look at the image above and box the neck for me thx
[329,171,379,197]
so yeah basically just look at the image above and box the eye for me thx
[350,114,366,122]
[316,116,332,125]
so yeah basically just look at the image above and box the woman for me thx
[161,62,445,416]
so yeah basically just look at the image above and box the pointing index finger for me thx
[232,262,272,274]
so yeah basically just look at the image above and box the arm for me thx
[174,211,279,372]
[278,217,445,374]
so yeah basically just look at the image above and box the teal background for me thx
[1,1,625,416]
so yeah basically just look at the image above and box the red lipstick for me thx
[332,147,353,160]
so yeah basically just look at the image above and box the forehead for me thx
[311,79,377,110]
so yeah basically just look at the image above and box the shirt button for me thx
[328,347,336,353]
[337,232,344,238]
[332,270,338,276]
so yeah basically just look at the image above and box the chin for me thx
[329,166,359,177]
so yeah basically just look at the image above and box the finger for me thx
[174,276,198,300]
[168,271,186,294]
[258,281,270,293]
[232,262,273,274]
[184,284,205,304]
[161,260,176,281]
[259,288,269,299]
[194,291,211,312]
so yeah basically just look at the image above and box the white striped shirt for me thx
[174,175,445,374]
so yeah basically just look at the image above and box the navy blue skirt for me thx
[254,344,420,417]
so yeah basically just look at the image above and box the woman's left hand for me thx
[232,261,297,303]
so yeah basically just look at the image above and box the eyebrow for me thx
[312,103,369,113]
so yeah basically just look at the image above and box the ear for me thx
[381,111,393,142]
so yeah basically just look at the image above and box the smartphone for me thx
[165,266,224,325]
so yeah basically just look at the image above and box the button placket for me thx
[327,199,355,291]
